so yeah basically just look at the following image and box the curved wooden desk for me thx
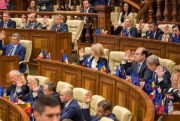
[38,59,155,121]
[0,97,29,121]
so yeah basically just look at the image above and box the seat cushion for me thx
[56,81,73,93]
[135,23,148,36]
[36,18,54,30]
[158,24,174,33]
[112,105,132,121]
[20,40,32,62]
[159,57,176,73]
[109,51,125,74]
[100,117,114,121]
[11,18,22,28]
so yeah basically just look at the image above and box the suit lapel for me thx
[14,44,20,55]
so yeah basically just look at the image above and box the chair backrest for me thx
[27,75,50,86]
[56,81,73,93]
[73,88,88,108]
[90,95,105,116]
[158,57,176,73]
[158,24,174,33]
[135,23,148,36]
[100,117,114,121]
[19,40,32,62]
[66,20,84,50]
[36,18,54,30]
[112,105,133,121]
[11,18,22,28]
[84,47,110,61]
[109,51,125,74]
[111,12,120,24]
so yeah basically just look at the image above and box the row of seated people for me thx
[5,69,132,121]
[78,43,180,102]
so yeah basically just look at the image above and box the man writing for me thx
[0,31,26,73]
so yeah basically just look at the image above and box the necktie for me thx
[137,64,141,74]
[8,46,15,56]
[30,23,34,29]
[3,22,8,28]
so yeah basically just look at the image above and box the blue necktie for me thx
[8,46,14,56]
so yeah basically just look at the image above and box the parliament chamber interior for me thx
[0,0,180,121]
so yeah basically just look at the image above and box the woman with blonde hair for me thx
[79,43,110,73]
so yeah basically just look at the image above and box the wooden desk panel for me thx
[93,34,180,64]
[0,28,72,63]
[38,59,155,121]
[0,97,29,121]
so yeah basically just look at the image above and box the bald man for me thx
[23,76,43,102]
[60,87,84,121]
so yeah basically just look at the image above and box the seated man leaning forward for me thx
[0,31,26,73]
[34,95,61,121]
[60,87,84,121]
[51,14,68,32]
[82,91,118,121]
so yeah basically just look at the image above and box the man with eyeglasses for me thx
[34,95,61,121]
[0,11,16,28]
[121,47,153,82]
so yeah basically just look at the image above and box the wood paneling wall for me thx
[0,28,72,63]
[92,34,180,64]
[38,59,155,121]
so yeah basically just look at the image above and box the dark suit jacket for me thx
[112,26,138,37]
[89,0,108,6]
[82,108,118,121]
[172,89,180,102]
[25,21,43,29]
[60,99,84,121]
[23,85,44,102]
[154,66,171,91]
[0,19,16,28]
[38,0,55,11]
[138,28,164,40]
[121,61,153,81]
[6,84,16,96]
[51,22,68,32]
[0,40,26,73]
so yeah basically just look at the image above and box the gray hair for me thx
[12,33,20,41]
[9,70,21,76]
[146,55,160,66]
[54,14,62,19]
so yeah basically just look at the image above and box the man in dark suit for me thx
[111,17,138,37]
[61,0,80,11]
[38,0,55,11]
[82,92,118,121]
[138,20,164,40]
[89,0,108,6]
[80,0,95,42]
[60,87,84,121]
[0,32,26,73]
[23,76,43,102]
[146,55,171,92]
[121,47,153,82]
[0,11,16,28]
[34,95,61,121]
[25,12,43,29]
[51,14,68,32]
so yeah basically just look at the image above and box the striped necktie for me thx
[8,46,15,56]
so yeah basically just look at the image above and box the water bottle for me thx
[168,100,174,113]
[3,89,7,97]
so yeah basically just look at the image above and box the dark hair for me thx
[148,20,157,26]
[34,95,60,114]
[29,0,37,10]
[45,82,56,92]
[3,11,10,17]
[172,24,180,30]
[139,47,149,58]
[97,100,111,112]
[121,2,132,23]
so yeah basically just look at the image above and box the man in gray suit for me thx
[51,14,68,32]
[25,12,43,29]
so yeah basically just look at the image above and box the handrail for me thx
[38,59,155,121]
[0,10,98,17]
[136,0,155,20]
[0,97,29,121]
[123,0,141,10]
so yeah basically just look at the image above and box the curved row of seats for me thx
[84,47,176,74]
[27,75,133,121]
